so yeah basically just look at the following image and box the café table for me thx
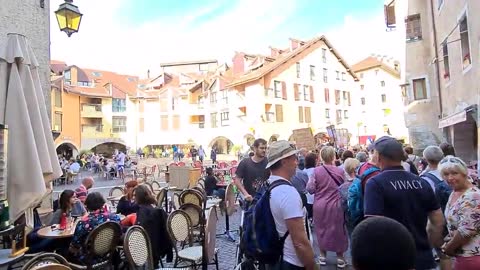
[37,225,76,239]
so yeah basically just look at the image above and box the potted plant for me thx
[463,53,471,67]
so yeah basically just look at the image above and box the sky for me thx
[50,0,403,77]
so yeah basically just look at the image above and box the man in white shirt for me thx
[266,141,316,270]
[115,150,126,179]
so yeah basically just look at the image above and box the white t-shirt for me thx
[268,175,305,267]
[116,152,125,166]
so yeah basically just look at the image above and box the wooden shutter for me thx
[347,92,351,106]
[281,82,287,100]
[275,105,284,122]
[310,86,314,102]
[294,84,300,101]
[305,107,311,123]
[298,106,304,123]
[324,88,330,103]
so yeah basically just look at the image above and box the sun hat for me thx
[266,140,300,169]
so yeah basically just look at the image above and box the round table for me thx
[37,225,75,239]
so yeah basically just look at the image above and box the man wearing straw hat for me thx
[266,140,315,270]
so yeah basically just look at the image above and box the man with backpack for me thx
[364,136,445,270]
[241,141,315,270]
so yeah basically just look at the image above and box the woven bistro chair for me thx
[123,226,155,270]
[156,188,167,210]
[107,186,124,208]
[179,189,203,208]
[167,210,202,268]
[197,178,205,190]
[142,182,154,194]
[205,207,219,270]
[151,181,161,192]
[68,222,122,270]
[171,193,181,211]
[21,253,69,270]
[179,204,204,240]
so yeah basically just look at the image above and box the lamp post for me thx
[55,0,83,37]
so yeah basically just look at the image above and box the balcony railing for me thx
[81,125,104,138]
[81,104,103,118]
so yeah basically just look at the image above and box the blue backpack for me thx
[346,166,380,228]
[421,172,452,213]
[241,180,291,264]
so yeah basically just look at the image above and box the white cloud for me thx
[50,0,403,77]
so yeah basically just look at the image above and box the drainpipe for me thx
[429,0,443,118]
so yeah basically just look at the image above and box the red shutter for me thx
[310,86,314,102]
[294,84,299,101]
[281,81,287,100]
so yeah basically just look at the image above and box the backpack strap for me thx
[267,179,291,192]
[422,172,442,185]
[323,166,343,186]
[360,167,380,181]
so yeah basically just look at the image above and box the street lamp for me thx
[55,0,83,37]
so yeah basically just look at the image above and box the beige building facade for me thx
[387,0,479,164]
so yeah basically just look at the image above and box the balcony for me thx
[81,125,105,138]
[81,104,103,118]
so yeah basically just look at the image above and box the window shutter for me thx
[294,84,300,101]
[347,92,351,106]
[310,86,314,102]
[305,107,311,123]
[298,106,304,123]
[281,82,287,100]
[324,88,330,103]
[275,105,284,122]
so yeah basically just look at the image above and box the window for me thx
[211,113,217,128]
[375,70,379,76]
[412,78,427,100]
[341,72,346,81]
[112,98,126,112]
[296,62,301,78]
[172,97,178,110]
[54,88,62,107]
[92,71,102,77]
[221,90,228,104]
[160,116,168,130]
[322,48,327,63]
[442,41,450,79]
[310,65,315,81]
[303,85,310,101]
[381,94,387,103]
[139,100,144,113]
[342,91,348,100]
[160,98,168,112]
[335,90,340,105]
[112,116,127,133]
[324,88,330,103]
[405,14,422,41]
[220,112,229,126]
[199,63,209,71]
[139,118,144,132]
[344,110,349,119]
[325,109,330,118]
[438,0,444,10]
[361,97,366,105]
[210,91,217,104]
[199,115,205,129]
[360,85,364,90]
[275,105,284,122]
[323,68,328,83]
[304,107,311,123]
[54,112,62,131]
[336,71,340,80]
[336,110,342,122]
[64,70,71,85]
[381,81,385,87]
[459,14,471,69]
[77,81,91,87]
[298,106,304,123]
[172,115,180,130]
[274,81,282,98]
[359,73,363,79]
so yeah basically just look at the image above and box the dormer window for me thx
[92,71,102,77]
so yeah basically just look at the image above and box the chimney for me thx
[289,38,305,51]
[232,52,246,75]
[269,47,279,58]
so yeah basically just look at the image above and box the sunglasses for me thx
[440,156,467,168]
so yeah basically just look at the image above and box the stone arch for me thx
[209,136,234,154]
[56,142,79,160]
[90,142,126,157]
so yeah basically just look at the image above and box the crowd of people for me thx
[235,137,479,270]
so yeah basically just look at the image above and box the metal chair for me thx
[21,253,69,270]
[167,210,202,268]
[172,193,181,211]
[68,222,122,270]
[156,188,167,210]
[151,181,161,191]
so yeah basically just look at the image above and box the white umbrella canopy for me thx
[0,33,62,224]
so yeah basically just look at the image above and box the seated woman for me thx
[134,185,173,267]
[205,167,225,199]
[116,180,139,216]
[69,192,120,262]
[50,190,86,225]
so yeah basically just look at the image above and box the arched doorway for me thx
[244,134,255,147]
[209,136,234,154]
[56,143,79,160]
[91,142,126,157]
[269,134,279,144]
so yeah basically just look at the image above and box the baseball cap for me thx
[266,140,300,169]
[373,136,406,161]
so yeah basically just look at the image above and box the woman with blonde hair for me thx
[307,146,348,268]
[440,155,480,270]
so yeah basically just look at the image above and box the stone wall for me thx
[0,0,51,116]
